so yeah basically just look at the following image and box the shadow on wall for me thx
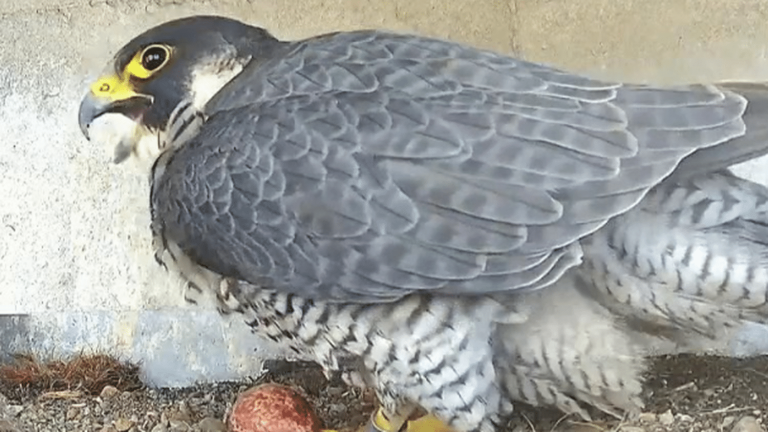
[0,315,30,364]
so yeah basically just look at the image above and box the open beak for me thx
[78,90,153,163]
[78,91,153,139]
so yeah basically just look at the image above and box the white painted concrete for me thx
[2,0,768,386]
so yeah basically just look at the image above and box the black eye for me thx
[141,45,168,71]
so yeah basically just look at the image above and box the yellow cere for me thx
[89,73,139,101]
[89,48,161,99]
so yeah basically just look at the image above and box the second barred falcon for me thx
[78,15,768,432]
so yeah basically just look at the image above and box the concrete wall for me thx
[3,0,768,386]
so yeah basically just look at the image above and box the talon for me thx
[406,415,456,432]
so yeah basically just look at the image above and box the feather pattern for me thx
[147,30,762,303]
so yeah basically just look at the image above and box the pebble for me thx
[658,409,675,425]
[150,424,168,432]
[723,416,737,429]
[197,417,226,432]
[637,412,657,423]
[732,416,766,432]
[168,421,190,432]
[66,406,81,420]
[568,424,605,432]
[0,405,13,432]
[166,404,194,425]
[100,386,120,400]
[0,419,19,432]
[177,401,193,421]
[4,407,21,418]
[114,417,134,432]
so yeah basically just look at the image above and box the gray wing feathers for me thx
[389,162,563,225]
[669,82,768,178]
[157,30,767,302]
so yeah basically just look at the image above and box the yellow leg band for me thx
[374,407,395,431]
[406,414,456,432]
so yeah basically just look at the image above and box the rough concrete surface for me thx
[2,0,768,386]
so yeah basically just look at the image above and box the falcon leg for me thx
[358,405,416,432]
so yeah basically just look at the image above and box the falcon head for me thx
[78,15,281,163]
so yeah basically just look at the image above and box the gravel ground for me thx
[2,355,768,432]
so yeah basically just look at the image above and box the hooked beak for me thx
[78,91,153,139]
[78,91,153,163]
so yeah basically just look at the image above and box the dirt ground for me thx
[504,354,768,432]
[1,355,768,432]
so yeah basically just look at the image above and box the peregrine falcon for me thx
[78,15,768,432]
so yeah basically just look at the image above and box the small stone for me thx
[100,386,119,399]
[114,418,134,432]
[167,408,193,424]
[732,416,766,432]
[5,406,22,417]
[723,417,737,429]
[567,425,602,432]
[196,417,226,432]
[325,387,344,397]
[676,414,693,422]
[168,420,190,432]
[101,426,118,432]
[619,427,644,432]
[66,406,81,421]
[150,424,168,432]
[637,412,657,423]
[177,401,193,419]
[0,419,19,432]
[659,409,675,425]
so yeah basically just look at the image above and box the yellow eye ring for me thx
[125,44,172,79]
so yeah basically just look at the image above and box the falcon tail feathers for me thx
[672,82,768,179]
